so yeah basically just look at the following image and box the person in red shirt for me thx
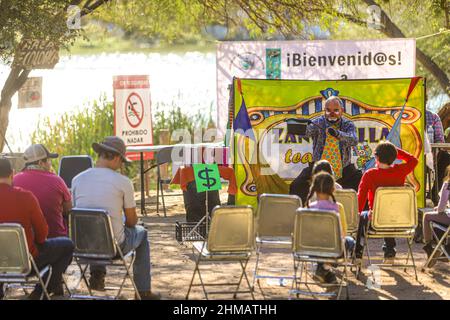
[0,158,74,299]
[355,141,418,262]
[14,144,72,238]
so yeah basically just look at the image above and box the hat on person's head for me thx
[23,144,58,164]
[92,136,131,163]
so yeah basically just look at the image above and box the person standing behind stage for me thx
[289,96,362,201]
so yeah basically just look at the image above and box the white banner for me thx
[217,39,416,136]
[113,75,153,147]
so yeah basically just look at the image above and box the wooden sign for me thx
[13,39,59,69]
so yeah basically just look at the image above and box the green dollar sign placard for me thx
[192,163,222,193]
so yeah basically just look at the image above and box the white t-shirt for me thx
[72,168,136,244]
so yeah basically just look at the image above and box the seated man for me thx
[72,136,159,300]
[0,157,74,299]
[355,141,418,262]
[14,144,72,238]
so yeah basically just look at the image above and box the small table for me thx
[126,143,223,215]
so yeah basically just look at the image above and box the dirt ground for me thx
[5,189,450,300]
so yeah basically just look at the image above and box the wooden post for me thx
[159,129,170,190]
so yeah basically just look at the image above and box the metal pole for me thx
[140,151,146,216]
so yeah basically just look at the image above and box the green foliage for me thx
[0,0,79,64]
[30,96,209,184]
[31,95,114,172]
[152,101,208,144]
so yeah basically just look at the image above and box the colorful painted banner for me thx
[232,78,425,208]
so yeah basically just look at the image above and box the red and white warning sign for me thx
[113,75,153,160]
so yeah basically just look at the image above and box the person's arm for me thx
[357,172,370,213]
[63,201,72,216]
[123,178,138,227]
[58,177,72,216]
[437,182,449,212]
[335,121,358,147]
[27,192,48,244]
[304,118,320,138]
[124,207,138,227]
[396,148,419,175]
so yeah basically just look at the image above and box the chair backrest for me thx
[293,209,343,258]
[58,155,93,189]
[0,223,31,276]
[256,193,302,238]
[372,186,417,230]
[69,208,116,259]
[207,206,254,253]
[334,189,359,234]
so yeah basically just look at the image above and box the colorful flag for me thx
[363,77,421,171]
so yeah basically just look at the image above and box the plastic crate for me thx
[175,221,207,243]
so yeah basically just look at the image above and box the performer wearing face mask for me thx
[289,96,363,204]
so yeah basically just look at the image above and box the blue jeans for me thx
[34,237,75,293]
[356,210,396,254]
[91,225,151,292]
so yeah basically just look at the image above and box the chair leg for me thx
[118,249,141,300]
[78,263,93,297]
[423,226,450,269]
[406,237,419,282]
[160,181,167,217]
[235,259,254,300]
[156,175,160,213]
[251,244,261,292]
[186,246,204,300]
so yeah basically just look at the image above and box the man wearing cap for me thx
[72,136,159,300]
[0,157,74,299]
[14,144,72,238]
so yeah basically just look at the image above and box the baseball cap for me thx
[23,144,59,164]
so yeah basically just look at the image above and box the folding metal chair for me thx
[58,155,93,189]
[0,223,52,300]
[334,189,359,236]
[290,209,350,300]
[147,147,184,217]
[252,193,301,294]
[68,208,141,300]
[422,221,450,269]
[360,187,418,281]
[186,205,255,300]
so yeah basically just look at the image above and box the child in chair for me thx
[306,171,355,284]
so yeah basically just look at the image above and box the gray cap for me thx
[23,144,58,164]
[92,136,131,163]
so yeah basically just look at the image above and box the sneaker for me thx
[354,244,363,261]
[423,243,438,268]
[383,250,396,264]
[89,272,105,291]
[136,291,161,300]
[27,289,48,300]
[314,265,337,284]
[49,282,64,297]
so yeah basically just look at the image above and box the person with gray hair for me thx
[290,95,362,202]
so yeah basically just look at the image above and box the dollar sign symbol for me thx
[198,167,216,189]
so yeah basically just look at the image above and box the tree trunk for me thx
[363,0,450,93]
